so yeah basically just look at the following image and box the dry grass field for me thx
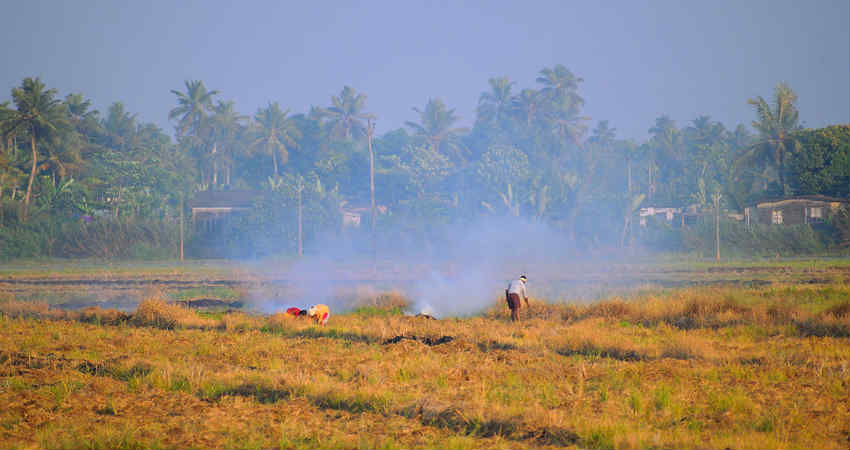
[0,266,848,449]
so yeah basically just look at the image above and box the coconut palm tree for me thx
[209,100,247,185]
[1,78,70,220]
[250,102,300,176]
[405,98,468,162]
[535,65,590,152]
[511,88,543,128]
[476,77,515,127]
[536,64,584,108]
[0,101,14,154]
[742,82,801,196]
[103,102,138,153]
[685,116,728,182]
[64,93,100,133]
[587,120,616,168]
[168,80,218,138]
[547,98,590,151]
[64,94,103,161]
[617,140,640,197]
[648,115,683,199]
[316,86,373,140]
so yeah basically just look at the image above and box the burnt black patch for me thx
[382,335,455,346]
[174,298,243,309]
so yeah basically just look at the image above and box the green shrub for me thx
[0,226,47,260]
[54,217,178,259]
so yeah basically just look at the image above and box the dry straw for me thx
[131,288,215,329]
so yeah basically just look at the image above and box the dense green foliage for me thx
[0,72,847,259]
[789,125,850,197]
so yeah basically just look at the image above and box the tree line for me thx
[1,65,847,258]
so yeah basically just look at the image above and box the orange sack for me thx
[284,307,305,318]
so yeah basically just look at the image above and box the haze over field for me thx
[1,4,849,448]
[1,0,848,290]
[2,0,847,139]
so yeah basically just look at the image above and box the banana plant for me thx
[481,183,520,217]
[528,183,550,219]
[36,175,74,213]
[499,183,521,217]
[266,176,284,192]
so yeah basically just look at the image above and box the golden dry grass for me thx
[132,289,217,330]
[0,282,847,449]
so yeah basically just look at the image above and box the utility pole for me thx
[367,118,376,238]
[713,192,722,260]
[179,193,184,262]
[367,117,377,268]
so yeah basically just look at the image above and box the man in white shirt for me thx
[308,304,330,326]
[505,275,529,322]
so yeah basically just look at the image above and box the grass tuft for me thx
[131,290,214,329]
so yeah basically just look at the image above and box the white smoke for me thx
[248,215,627,317]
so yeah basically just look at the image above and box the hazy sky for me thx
[2,0,848,139]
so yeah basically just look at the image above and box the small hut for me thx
[189,190,264,232]
[753,195,848,225]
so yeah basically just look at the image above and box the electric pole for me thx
[367,117,377,269]
[713,192,722,260]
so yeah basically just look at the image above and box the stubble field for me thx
[0,258,848,449]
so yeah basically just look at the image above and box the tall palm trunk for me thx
[368,123,376,265]
[212,141,218,186]
[271,145,279,175]
[777,142,787,196]
[179,194,184,261]
[23,131,37,220]
[648,160,654,200]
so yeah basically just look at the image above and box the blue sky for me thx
[2,0,848,139]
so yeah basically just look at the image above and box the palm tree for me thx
[617,140,641,197]
[535,65,590,152]
[209,100,247,185]
[477,77,514,127]
[743,82,801,196]
[168,80,219,138]
[405,98,468,162]
[587,120,616,169]
[685,116,728,181]
[250,102,300,176]
[64,93,100,132]
[1,78,69,220]
[536,64,585,108]
[548,98,590,151]
[316,86,373,140]
[728,124,754,154]
[65,93,98,122]
[648,115,682,200]
[103,102,138,153]
[64,94,103,160]
[0,101,14,154]
[169,81,219,186]
[511,88,542,127]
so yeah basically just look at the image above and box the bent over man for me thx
[505,275,529,322]
[307,304,330,326]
